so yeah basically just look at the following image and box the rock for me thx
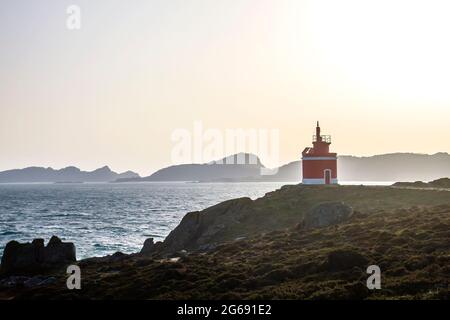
[48,235,62,245]
[32,238,45,247]
[110,252,127,261]
[140,238,155,255]
[303,202,353,229]
[140,238,164,256]
[160,197,252,254]
[0,240,45,275]
[44,236,76,265]
[178,250,188,258]
[0,236,76,276]
[325,249,368,271]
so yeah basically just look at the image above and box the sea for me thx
[0,182,290,260]
[0,181,393,260]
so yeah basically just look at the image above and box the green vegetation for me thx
[160,184,450,253]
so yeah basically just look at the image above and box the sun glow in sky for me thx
[1,0,449,175]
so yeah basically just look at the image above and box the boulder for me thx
[0,236,76,276]
[160,197,252,254]
[140,238,155,255]
[303,202,353,229]
[139,238,165,256]
[44,236,76,264]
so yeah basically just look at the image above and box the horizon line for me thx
[1,151,449,177]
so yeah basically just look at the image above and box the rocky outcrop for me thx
[44,236,76,264]
[140,238,155,254]
[302,202,353,229]
[139,238,164,255]
[0,236,76,276]
[157,197,253,255]
[141,184,450,257]
[0,166,139,183]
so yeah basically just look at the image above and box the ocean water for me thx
[0,182,287,260]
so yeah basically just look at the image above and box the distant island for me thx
[0,166,139,183]
[1,152,450,183]
[115,152,450,183]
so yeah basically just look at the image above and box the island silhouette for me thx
[2,152,449,183]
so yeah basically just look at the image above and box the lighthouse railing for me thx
[313,135,331,143]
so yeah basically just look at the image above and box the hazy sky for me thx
[1,0,450,175]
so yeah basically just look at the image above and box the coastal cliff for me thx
[1,182,449,299]
[150,183,450,255]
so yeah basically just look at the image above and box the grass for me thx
[170,184,450,248]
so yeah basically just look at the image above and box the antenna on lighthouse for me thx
[316,121,321,140]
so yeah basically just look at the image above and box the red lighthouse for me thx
[301,122,338,184]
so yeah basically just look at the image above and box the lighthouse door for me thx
[324,169,331,184]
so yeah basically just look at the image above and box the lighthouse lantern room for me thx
[302,122,338,184]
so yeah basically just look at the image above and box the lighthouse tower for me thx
[301,122,338,184]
